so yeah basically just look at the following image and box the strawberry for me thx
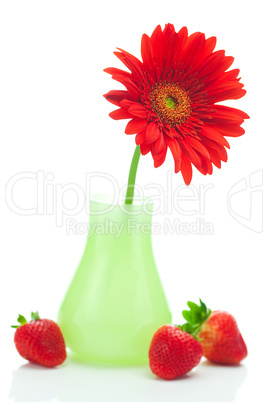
[180,299,248,365]
[12,312,66,367]
[149,324,203,380]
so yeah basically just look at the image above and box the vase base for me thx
[67,350,149,367]
[59,315,172,367]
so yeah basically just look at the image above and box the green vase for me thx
[58,196,172,365]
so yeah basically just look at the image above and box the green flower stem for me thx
[125,145,141,205]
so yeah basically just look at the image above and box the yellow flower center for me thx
[150,83,191,126]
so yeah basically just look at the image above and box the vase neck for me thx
[87,200,154,242]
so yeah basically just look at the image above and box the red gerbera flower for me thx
[104,24,249,185]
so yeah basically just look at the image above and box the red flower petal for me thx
[153,145,168,168]
[210,105,249,124]
[197,50,226,79]
[109,108,132,120]
[201,125,230,149]
[205,81,245,101]
[181,32,206,71]
[163,23,176,37]
[203,56,234,84]
[200,136,228,162]
[140,142,152,155]
[166,138,182,173]
[104,67,131,84]
[121,78,141,100]
[125,118,148,135]
[165,33,181,70]
[211,68,240,85]
[179,138,202,168]
[104,90,130,106]
[195,36,216,68]
[152,132,165,154]
[120,99,136,108]
[144,122,161,144]
[135,130,146,145]
[150,25,164,74]
[195,152,213,175]
[104,67,131,78]
[141,33,154,70]
[207,147,222,168]
[181,153,193,185]
[114,49,144,81]
[186,136,211,160]
[128,103,148,118]
[216,125,245,137]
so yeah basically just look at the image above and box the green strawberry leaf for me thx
[178,322,193,334]
[200,299,207,313]
[11,311,41,329]
[11,314,27,328]
[31,311,40,321]
[178,299,211,338]
[187,301,200,311]
[182,310,196,324]
[18,314,27,325]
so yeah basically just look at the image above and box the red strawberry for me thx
[149,324,203,380]
[12,312,66,367]
[198,310,248,364]
[180,299,247,365]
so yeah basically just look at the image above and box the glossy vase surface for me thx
[58,196,171,365]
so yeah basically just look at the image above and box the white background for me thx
[0,0,267,401]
